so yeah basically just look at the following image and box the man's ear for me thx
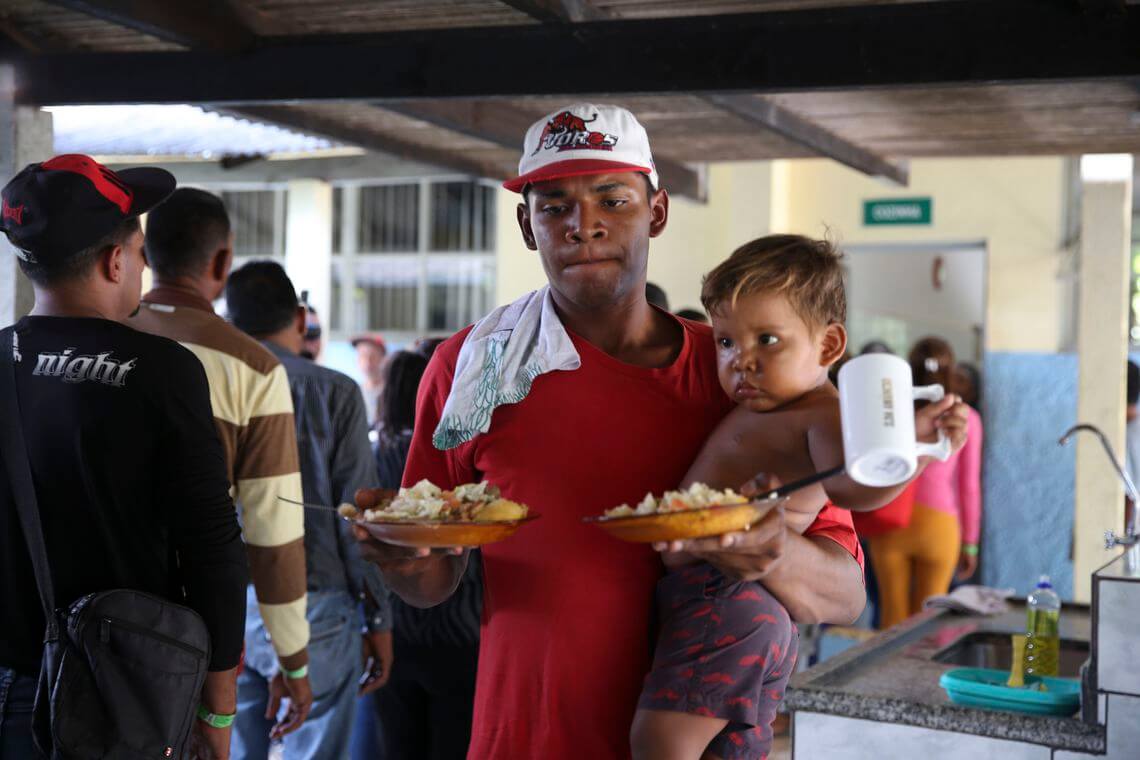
[294,305,307,336]
[102,244,125,284]
[211,246,233,282]
[648,188,669,239]
[820,323,848,367]
[517,202,538,251]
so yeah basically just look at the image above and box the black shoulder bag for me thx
[0,326,211,759]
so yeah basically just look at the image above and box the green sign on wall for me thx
[863,198,932,226]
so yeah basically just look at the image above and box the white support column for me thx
[0,64,53,326]
[283,179,333,327]
[1073,154,1133,602]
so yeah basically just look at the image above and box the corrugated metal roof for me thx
[48,105,337,157]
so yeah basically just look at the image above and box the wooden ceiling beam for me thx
[383,100,707,202]
[1079,0,1127,16]
[500,0,894,188]
[13,3,1140,104]
[225,105,513,181]
[498,0,608,23]
[0,16,43,53]
[704,93,908,185]
[42,0,256,52]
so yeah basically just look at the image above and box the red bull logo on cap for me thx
[532,110,618,155]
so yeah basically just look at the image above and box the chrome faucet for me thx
[1059,423,1140,549]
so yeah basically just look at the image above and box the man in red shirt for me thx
[355,104,868,759]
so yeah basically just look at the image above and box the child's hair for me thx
[700,234,846,328]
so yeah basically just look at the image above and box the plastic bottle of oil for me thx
[1023,576,1061,677]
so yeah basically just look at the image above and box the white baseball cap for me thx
[503,103,659,193]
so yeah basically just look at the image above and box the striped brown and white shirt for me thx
[132,286,309,669]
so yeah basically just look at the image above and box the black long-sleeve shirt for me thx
[0,316,248,675]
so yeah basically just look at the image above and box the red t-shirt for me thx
[403,317,862,760]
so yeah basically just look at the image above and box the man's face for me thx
[710,290,839,412]
[117,228,147,319]
[356,342,385,378]
[517,173,668,311]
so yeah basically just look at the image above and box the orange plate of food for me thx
[583,500,779,544]
[354,515,540,548]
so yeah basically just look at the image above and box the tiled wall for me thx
[1096,577,1140,694]
[1060,559,1140,759]
[980,353,1078,599]
[1053,693,1140,759]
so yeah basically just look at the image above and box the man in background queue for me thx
[131,189,313,742]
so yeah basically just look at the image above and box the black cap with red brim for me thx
[0,154,176,265]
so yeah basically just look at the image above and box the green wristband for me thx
[284,664,308,680]
[196,705,236,729]
[961,544,979,557]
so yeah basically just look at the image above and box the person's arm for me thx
[233,363,310,672]
[678,408,825,534]
[163,351,249,672]
[191,668,238,760]
[956,409,983,580]
[354,345,474,608]
[762,507,866,624]
[808,394,969,511]
[762,533,865,625]
[231,363,313,737]
[665,491,866,624]
[161,351,247,758]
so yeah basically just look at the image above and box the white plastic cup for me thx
[838,353,953,487]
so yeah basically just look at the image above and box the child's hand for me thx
[740,472,780,500]
[915,394,969,455]
[741,472,821,534]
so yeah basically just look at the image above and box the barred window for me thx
[430,181,495,252]
[218,188,286,259]
[331,178,497,339]
[360,184,420,252]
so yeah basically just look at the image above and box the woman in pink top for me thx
[869,337,984,628]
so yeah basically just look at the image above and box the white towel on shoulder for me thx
[433,286,580,450]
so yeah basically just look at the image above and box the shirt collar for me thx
[141,284,215,313]
[261,340,297,362]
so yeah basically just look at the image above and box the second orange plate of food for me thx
[583,500,780,544]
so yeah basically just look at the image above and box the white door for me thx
[843,242,987,363]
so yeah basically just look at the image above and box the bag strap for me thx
[0,325,58,629]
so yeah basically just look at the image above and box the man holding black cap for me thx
[0,155,248,757]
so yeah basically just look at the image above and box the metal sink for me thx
[932,632,1089,678]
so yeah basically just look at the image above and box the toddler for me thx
[630,235,966,760]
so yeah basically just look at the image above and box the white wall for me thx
[774,157,1072,354]
[844,243,987,362]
